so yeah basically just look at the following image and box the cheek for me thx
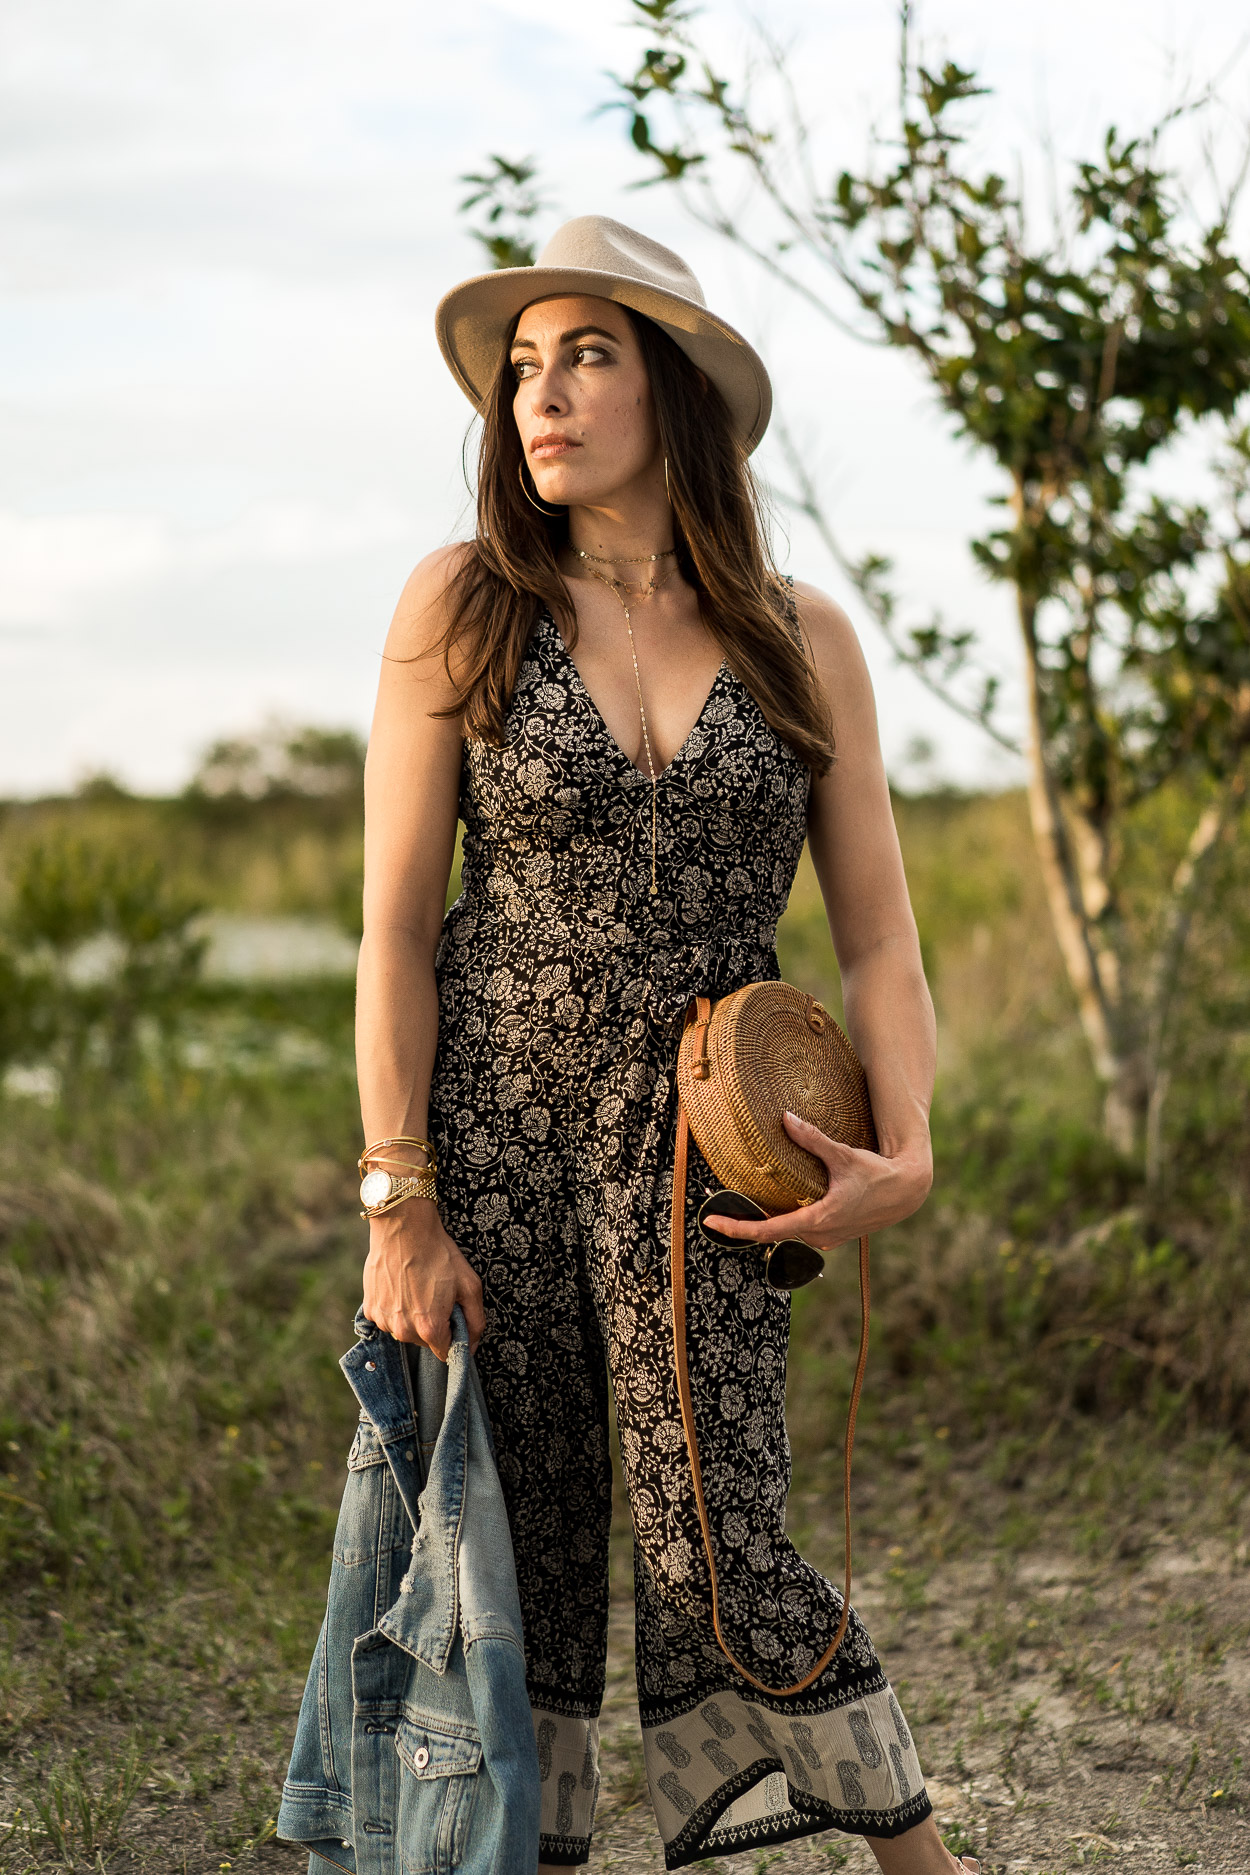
[587,383,656,456]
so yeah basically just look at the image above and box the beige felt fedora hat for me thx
[435,214,772,454]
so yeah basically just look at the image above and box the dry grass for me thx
[0,780,1246,1870]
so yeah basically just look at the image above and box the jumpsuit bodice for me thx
[436,604,813,1037]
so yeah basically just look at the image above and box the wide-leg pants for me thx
[427,957,931,1869]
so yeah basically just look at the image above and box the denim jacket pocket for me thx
[396,1718,483,1875]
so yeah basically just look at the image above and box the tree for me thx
[464,3,1250,1159]
[184,720,366,803]
[458,156,547,269]
[611,3,1250,1161]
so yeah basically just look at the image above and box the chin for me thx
[536,467,631,508]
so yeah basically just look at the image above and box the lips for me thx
[530,434,580,458]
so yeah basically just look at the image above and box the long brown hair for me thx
[422,305,835,775]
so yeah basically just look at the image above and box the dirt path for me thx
[2,1527,1246,1873]
[589,1534,1250,1875]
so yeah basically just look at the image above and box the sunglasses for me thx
[696,1187,825,1290]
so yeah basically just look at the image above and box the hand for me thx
[701,1109,933,1252]
[362,1200,486,1362]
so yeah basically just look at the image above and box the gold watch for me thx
[359,1169,437,1217]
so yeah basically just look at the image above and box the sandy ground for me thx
[4,1520,1244,1875]
[586,1536,1250,1875]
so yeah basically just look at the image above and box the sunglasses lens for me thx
[697,1189,765,1249]
[696,1193,824,1288]
[764,1241,826,1290]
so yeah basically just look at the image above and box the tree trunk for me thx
[1143,761,1247,1186]
[1015,584,1138,1153]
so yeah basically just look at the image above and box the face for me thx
[509,295,662,508]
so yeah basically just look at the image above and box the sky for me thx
[3,0,1248,797]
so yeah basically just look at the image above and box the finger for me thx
[700,1213,780,1242]
[410,1310,453,1363]
[768,1197,840,1234]
[782,1108,851,1164]
[460,1281,487,1355]
[703,1184,845,1239]
[387,1311,426,1348]
[785,1111,887,1176]
[701,1213,827,1246]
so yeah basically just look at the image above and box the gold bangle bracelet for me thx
[358,1153,437,1176]
[359,1137,438,1177]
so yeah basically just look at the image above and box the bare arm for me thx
[704,581,936,1249]
[356,545,485,1358]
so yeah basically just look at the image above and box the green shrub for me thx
[0,834,206,1082]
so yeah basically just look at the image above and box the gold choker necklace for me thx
[572,545,676,599]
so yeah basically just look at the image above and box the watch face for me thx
[359,1170,393,1208]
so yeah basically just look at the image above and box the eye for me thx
[573,344,610,365]
[511,357,538,381]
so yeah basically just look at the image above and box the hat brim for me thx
[435,263,772,455]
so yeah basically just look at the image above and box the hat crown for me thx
[534,215,708,311]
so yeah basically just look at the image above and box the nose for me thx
[526,365,569,420]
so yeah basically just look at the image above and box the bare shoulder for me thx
[387,542,475,651]
[382,542,478,700]
[788,578,864,665]
[787,577,874,721]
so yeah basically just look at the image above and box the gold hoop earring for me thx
[518,459,565,517]
[664,455,671,504]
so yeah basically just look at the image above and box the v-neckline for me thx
[539,607,729,784]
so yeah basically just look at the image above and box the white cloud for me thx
[0,511,169,625]
[2,0,1247,792]
[0,499,413,629]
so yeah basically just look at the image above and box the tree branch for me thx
[770,414,1021,754]
[673,175,890,347]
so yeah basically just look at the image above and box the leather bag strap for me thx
[670,995,872,1697]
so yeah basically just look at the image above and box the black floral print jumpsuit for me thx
[426,601,932,1868]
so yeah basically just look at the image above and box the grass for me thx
[4,1732,151,1867]
[0,790,366,933]
[0,781,1246,1867]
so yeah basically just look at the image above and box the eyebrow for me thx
[510,324,621,353]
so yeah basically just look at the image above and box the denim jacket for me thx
[276,1304,541,1875]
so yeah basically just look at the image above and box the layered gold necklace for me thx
[570,543,678,896]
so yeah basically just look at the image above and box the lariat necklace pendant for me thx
[621,592,660,897]
[572,545,678,899]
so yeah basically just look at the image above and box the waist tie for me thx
[587,923,781,1093]
[592,922,782,1022]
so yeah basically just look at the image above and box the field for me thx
[0,778,1246,1873]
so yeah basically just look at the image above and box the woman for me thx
[356,216,976,1875]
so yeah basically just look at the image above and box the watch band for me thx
[359,1169,438,1218]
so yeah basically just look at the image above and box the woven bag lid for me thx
[678,981,877,1212]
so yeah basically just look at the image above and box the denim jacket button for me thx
[413,1746,430,1768]
[365,1360,376,1370]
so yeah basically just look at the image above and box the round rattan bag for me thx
[676,981,877,1213]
